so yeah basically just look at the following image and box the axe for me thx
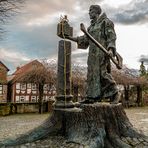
[80,23,123,69]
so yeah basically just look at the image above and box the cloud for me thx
[18,0,104,29]
[1,0,148,72]
[106,0,148,25]
[21,0,80,22]
[76,0,104,10]
[3,0,90,64]
[0,48,31,72]
[72,49,88,66]
[4,21,59,59]
[0,48,30,63]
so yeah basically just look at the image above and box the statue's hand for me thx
[57,34,69,39]
[58,35,78,43]
[64,34,71,39]
[108,48,114,57]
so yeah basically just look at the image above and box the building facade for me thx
[11,82,56,103]
[0,61,9,102]
[9,60,56,103]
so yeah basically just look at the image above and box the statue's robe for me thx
[77,13,118,99]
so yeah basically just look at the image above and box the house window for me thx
[0,85,3,95]
[16,96,20,102]
[21,83,26,90]
[51,85,56,91]
[32,83,37,90]
[31,96,36,102]
[16,83,20,89]
[20,96,25,102]
[47,96,51,100]
[44,84,49,90]
[43,96,46,102]
[27,83,31,89]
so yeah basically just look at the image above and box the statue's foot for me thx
[80,97,102,104]
[80,99,94,104]
[110,92,120,104]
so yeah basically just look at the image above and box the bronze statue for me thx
[60,5,121,104]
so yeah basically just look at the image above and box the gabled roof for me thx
[11,60,44,83]
[0,61,9,71]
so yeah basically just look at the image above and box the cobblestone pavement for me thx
[0,113,50,141]
[0,107,148,147]
[125,106,148,136]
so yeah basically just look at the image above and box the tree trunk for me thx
[136,85,142,107]
[124,85,129,101]
[1,103,148,147]
[38,84,44,114]
[123,85,129,108]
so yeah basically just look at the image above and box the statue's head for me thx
[89,5,102,20]
[89,5,102,15]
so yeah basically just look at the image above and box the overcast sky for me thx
[0,0,148,73]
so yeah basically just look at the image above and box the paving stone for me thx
[25,143,30,146]
[144,138,148,143]
[143,141,148,146]
[138,138,144,142]
[30,143,36,147]
[20,145,27,148]
[126,137,133,144]
[132,137,140,146]
[121,136,128,143]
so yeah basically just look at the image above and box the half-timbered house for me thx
[9,60,56,103]
[0,61,9,102]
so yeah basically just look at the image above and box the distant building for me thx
[8,60,56,103]
[0,61,9,102]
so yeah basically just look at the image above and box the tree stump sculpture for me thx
[1,103,148,147]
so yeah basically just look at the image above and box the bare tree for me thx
[19,62,55,114]
[72,64,86,101]
[0,0,24,38]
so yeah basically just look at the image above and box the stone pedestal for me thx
[55,40,74,108]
